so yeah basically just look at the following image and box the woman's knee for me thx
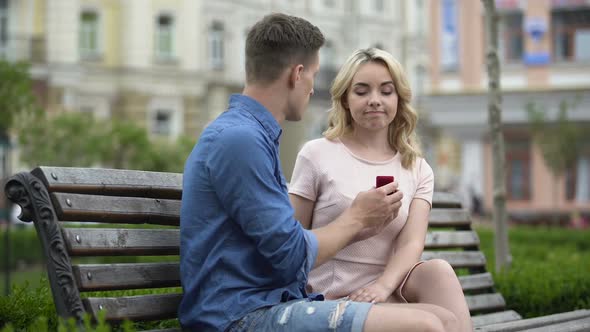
[402,259,459,301]
[421,259,456,277]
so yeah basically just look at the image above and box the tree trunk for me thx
[553,174,560,226]
[482,0,511,272]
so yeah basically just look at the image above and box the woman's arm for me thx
[349,198,431,303]
[290,193,315,229]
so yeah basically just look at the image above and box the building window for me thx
[440,0,459,72]
[152,110,172,136]
[552,9,590,62]
[79,106,94,115]
[373,43,385,50]
[374,0,384,13]
[209,21,224,70]
[506,137,531,200]
[320,40,335,68]
[0,0,7,56]
[499,13,524,62]
[155,14,174,61]
[79,11,99,58]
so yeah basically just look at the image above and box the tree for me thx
[17,111,195,173]
[18,112,108,167]
[482,0,511,272]
[527,98,586,220]
[0,60,41,138]
[0,59,41,295]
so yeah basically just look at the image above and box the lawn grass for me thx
[475,224,590,318]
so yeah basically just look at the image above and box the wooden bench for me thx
[4,166,590,331]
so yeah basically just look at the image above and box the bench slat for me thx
[33,166,182,199]
[424,231,479,249]
[432,192,462,208]
[52,192,469,229]
[73,263,493,294]
[73,263,180,291]
[458,273,494,292]
[521,316,590,332]
[475,310,590,332]
[466,293,506,313]
[421,251,486,268]
[63,228,179,256]
[472,310,522,328]
[83,293,182,322]
[52,193,180,225]
[428,209,472,227]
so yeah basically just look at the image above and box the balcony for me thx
[0,35,46,63]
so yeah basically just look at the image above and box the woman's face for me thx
[345,61,398,133]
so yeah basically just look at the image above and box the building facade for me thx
[424,0,590,221]
[1,0,428,181]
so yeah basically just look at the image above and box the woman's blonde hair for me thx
[323,48,422,169]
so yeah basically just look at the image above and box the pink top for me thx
[289,138,434,298]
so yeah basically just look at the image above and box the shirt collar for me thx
[229,94,282,141]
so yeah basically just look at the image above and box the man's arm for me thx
[291,186,403,268]
[207,126,316,282]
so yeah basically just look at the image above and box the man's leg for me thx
[234,298,450,332]
[400,259,473,332]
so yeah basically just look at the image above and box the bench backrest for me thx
[4,166,520,328]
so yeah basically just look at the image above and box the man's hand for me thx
[349,181,403,232]
[311,181,403,267]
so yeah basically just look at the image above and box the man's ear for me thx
[288,64,305,88]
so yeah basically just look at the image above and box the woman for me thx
[289,48,472,332]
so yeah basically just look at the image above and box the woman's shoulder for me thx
[299,137,340,155]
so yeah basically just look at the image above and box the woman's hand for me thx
[349,279,395,304]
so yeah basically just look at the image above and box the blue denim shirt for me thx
[179,94,319,331]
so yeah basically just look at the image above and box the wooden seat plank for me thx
[83,293,182,322]
[52,193,180,225]
[475,310,590,332]
[63,228,179,256]
[425,230,479,249]
[421,251,486,268]
[73,263,180,291]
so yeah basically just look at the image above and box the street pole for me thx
[1,137,10,295]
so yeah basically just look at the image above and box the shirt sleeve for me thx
[206,126,317,284]
[289,143,320,201]
[414,158,435,209]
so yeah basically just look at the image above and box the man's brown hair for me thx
[245,13,325,84]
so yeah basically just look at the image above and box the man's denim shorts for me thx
[227,298,373,332]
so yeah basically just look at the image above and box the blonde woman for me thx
[289,48,472,332]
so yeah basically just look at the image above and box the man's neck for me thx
[242,84,288,125]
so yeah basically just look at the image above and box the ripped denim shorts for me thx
[226,298,373,332]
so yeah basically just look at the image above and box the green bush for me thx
[0,280,179,331]
[476,225,590,318]
[0,311,135,332]
[0,280,56,330]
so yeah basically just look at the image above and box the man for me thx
[179,13,455,332]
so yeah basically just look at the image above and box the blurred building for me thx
[0,0,429,180]
[424,0,590,221]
